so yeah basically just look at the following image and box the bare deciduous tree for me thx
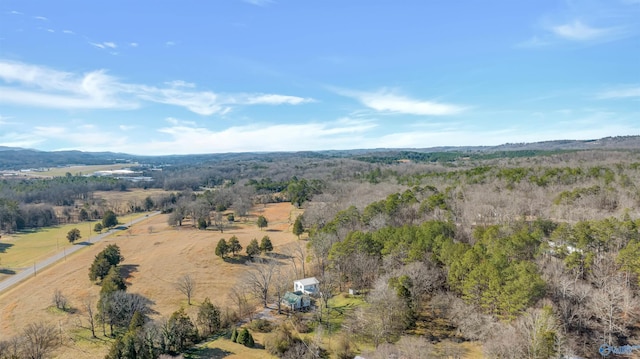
[176,274,196,305]
[52,289,68,311]
[228,284,255,321]
[22,322,60,359]
[83,296,97,338]
[245,258,278,308]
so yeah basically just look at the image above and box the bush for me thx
[230,327,238,342]
[265,324,296,356]
[249,318,274,333]
[236,328,254,347]
[290,312,311,333]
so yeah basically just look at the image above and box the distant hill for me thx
[0,135,638,170]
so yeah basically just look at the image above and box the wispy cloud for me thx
[90,41,117,49]
[119,125,137,131]
[338,88,465,116]
[165,80,195,88]
[551,20,616,41]
[238,94,314,106]
[129,42,139,47]
[148,117,375,154]
[0,62,136,110]
[34,16,48,21]
[243,0,274,6]
[9,10,23,15]
[0,60,314,115]
[62,30,74,34]
[597,85,640,99]
[165,41,176,47]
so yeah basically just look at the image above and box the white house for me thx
[294,277,319,295]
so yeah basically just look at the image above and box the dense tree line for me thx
[299,152,640,358]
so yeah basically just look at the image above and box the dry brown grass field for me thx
[0,202,301,358]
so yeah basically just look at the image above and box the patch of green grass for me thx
[186,334,276,359]
[1,212,148,268]
[1,222,96,268]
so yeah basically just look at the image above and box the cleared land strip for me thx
[0,212,160,293]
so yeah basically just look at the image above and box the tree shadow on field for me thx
[265,229,281,232]
[0,242,14,253]
[223,256,248,265]
[266,252,291,260]
[16,227,47,234]
[186,347,233,358]
[76,241,94,246]
[119,264,139,281]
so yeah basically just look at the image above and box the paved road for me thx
[0,212,160,293]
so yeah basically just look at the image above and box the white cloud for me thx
[0,61,136,109]
[91,41,117,50]
[119,125,137,131]
[238,94,314,105]
[62,30,74,34]
[597,85,640,99]
[130,42,139,47]
[0,60,312,114]
[165,80,195,88]
[137,87,230,115]
[34,16,48,21]
[9,11,23,15]
[46,29,55,33]
[146,117,376,154]
[340,88,465,116]
[165,41,176,47]
[165,117,197,126]
[551,20,615,41]
[0,132,43,148]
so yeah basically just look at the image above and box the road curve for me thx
[0,211,161,293]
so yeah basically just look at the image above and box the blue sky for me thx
[0,0,638,155]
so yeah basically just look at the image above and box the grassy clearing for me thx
[93,188,170,204]
[0,202,300,359]
[0,212,148,273]
[186,331,276,359]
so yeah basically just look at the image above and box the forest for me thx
[1,141,640,358]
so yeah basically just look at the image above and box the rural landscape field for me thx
[1,137,640,359]
[1,0,639,358]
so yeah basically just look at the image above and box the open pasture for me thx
[0,202,301,358]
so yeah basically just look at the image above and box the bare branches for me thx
[176,274,196,305]
[245,258,278,308]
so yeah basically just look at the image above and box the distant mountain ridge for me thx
[0,135,638,170]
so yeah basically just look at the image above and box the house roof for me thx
[295,277,319,286]
[283,291,305,305]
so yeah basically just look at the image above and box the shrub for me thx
[236,328,254,347]
[230,327,238,342]
[249,318,273,333]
